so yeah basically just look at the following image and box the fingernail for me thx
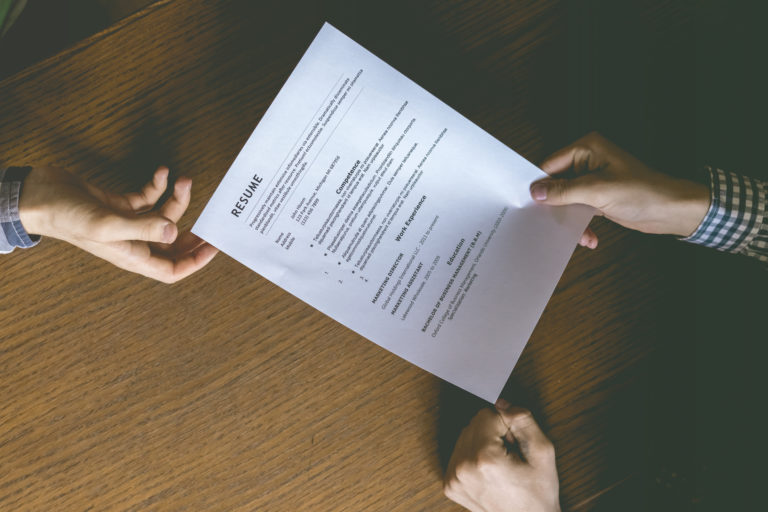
[495,398,511,411]
[163,223,175,243]
[530,182,548,201]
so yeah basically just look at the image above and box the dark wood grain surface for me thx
[2,1,765,510]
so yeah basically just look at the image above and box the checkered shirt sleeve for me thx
[0,166,41,254]
[684,166,768,263]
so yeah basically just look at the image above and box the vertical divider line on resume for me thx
[244,73,345,227]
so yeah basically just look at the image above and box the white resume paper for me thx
[193,23,592,401]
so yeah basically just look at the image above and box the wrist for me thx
[666,178,711,237]
[18,167,55,237]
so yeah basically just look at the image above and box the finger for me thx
[444,429,487,511]
[173,232,208,254]
[94,211,177,244]
[465,408,512,444]
[494,402,554,466]
[123,166,170,213]
[578,227,598,249]
[158,177,192,223]
[540,145,580,176]
[151,231,207,257]
[448,409,507,474]
[443,477,482,511]
[539,133,603,176]
[143,242,218,284]
[529,174,600,207]
[540,145,594,177]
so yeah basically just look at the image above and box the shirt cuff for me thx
[683,166,766,259]
[0,166,41,254]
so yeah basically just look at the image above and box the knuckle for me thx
[141,222,157,242]
[541,440,556,458]
[475,449,500,474]
[473,408,496,424]
[152,270,178,284]
[584,131,604,146]
[573,144,595,166]
[507,408,535,426]
[163,274,180,284]
[442,481,458,499]
[454,460,475,480]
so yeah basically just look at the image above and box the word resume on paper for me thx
[193,23,592,402]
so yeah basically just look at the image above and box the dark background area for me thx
[336,1,768,510]
[558,2,768,510]
[0,0,153,80]
[2,1,766,510]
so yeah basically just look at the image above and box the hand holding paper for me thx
[532,132,710,242]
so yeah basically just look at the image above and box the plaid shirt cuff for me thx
[0,166,41,254]
[684,166,768,263]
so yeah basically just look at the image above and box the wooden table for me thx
[3,1,763,510]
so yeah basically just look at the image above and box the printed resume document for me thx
[193,23,592,401]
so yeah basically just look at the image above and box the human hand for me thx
[19,166,218,283]
[530,132,711,248]
[444,400,560,512]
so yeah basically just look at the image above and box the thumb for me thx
[530,175,598,207]
[495,400,554,466]
[93,212,178,243]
